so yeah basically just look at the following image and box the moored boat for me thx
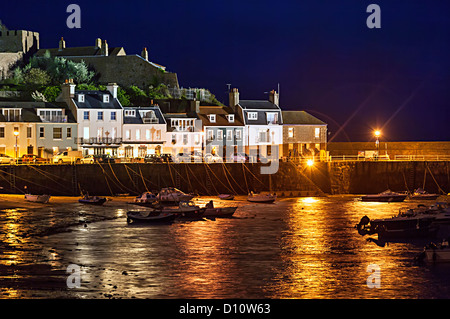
[360,189,407,202]
[409,188,440,200]
[79,195,107,205]
[24,194,51,204]
[218,194,235,200]
[247,192,276,203]
[203,200,237,217]
[417,239,450,263]
[160,201,205,220]
[157,187,194,203]
[357,202,450,239]
[126,211,176,224]
[130,192,158,206]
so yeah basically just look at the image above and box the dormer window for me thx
[103,94,110,103]
[227,114,235,123]
[208,114,216,123]
[124,110,136,117]
[78,94,85,103]
[248,112,258,120]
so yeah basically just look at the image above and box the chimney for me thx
[269,90,279,106]
[59,79,76,102]
[95,38,102,49]
[59,37,66,51]
[190,100,200,114]
[141,47,148,61]
[229,88,239,111]
[101,40,109,56]
[106,83,118,99]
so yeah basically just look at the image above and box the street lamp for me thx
[374,130,381,160]
[14,130,19,162]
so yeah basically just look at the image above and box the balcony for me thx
[77,137,122,145]
[39,115,68,123]
[142,117,159,124]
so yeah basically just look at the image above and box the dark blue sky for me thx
[1,0,449,141]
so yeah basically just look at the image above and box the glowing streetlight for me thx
[374,130,381,160]
[306,159,314,167]
[14,130,19,161]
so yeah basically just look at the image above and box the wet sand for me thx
[0,194,133,298]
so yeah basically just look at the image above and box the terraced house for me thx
[0,101,77,159]
[57,80,123,156]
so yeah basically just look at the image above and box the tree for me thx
[117,87,130,106]
[41,85,62,102]
[24,68,51,86]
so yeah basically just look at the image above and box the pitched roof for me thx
[73,91,122,109]
[282,111,326,125]
[123,106,165,125]
[238,100,280,110]
[198,106,244,126]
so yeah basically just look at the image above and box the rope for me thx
[221,163,241,194]
[28,165,72,193]
[401,170,411,193]
[95,162,121,195]
[205,163,234,194]
[204,164,219,195]
[241,163,249,194]
[107,162,135,194]
[185,164,209,195]
[124,164,139,192]
[426,164,446,194]
[0,168,24,194]
[138,165,150,193]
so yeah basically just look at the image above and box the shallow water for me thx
[1,195,450,299]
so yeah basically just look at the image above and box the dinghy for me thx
[24,194,51,204]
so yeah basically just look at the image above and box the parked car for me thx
[53,150,83,164]
[174,152,191,163]
[191,151,203,163]
[94,154,116,163]
[80,155,95,164]
[18,154,48,164]
[0,153,14,164]
[160,153,173,163]
[229,152,249,163]
[144,154,163,163]
[204,153,223,163]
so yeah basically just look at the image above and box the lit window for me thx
[288,127,294,138]
[315,128,320,138]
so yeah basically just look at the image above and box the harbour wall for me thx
[0,161,448,196]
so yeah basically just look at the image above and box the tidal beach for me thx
[1,194,450,299]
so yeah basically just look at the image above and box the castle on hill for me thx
[0,21,179,89]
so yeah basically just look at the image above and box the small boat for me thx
[356,202,450,240]
[157,187,194,203]
[417,239,450,263]
[131,192,158,206]
[218,194,235,200]
[24,194,51,204]
[203,200,237,218]
[360,189,407,202]
[247,192,276,203]
[159,201,205,220]
[79,195,107,205]
[409,188,440,200]
[204,206,238,218]
[126,211,176,224]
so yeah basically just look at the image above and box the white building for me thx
[58,81,123,156]
[120,106,167,158]
[229,88,283,161]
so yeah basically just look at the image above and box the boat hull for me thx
[126,211,176,224]
[218,194,235,200]
[409,195,440,200]
[204,207,237,218]
[79,198,106,205]
[24,194,50,204]
[424,249,450,262]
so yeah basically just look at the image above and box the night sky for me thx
[1,0,449,142]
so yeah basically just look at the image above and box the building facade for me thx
[0,101,77,158]
[58,81,123,156]
[120,106,166,158]
[281,110,327,160]
[230,89,283,161]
